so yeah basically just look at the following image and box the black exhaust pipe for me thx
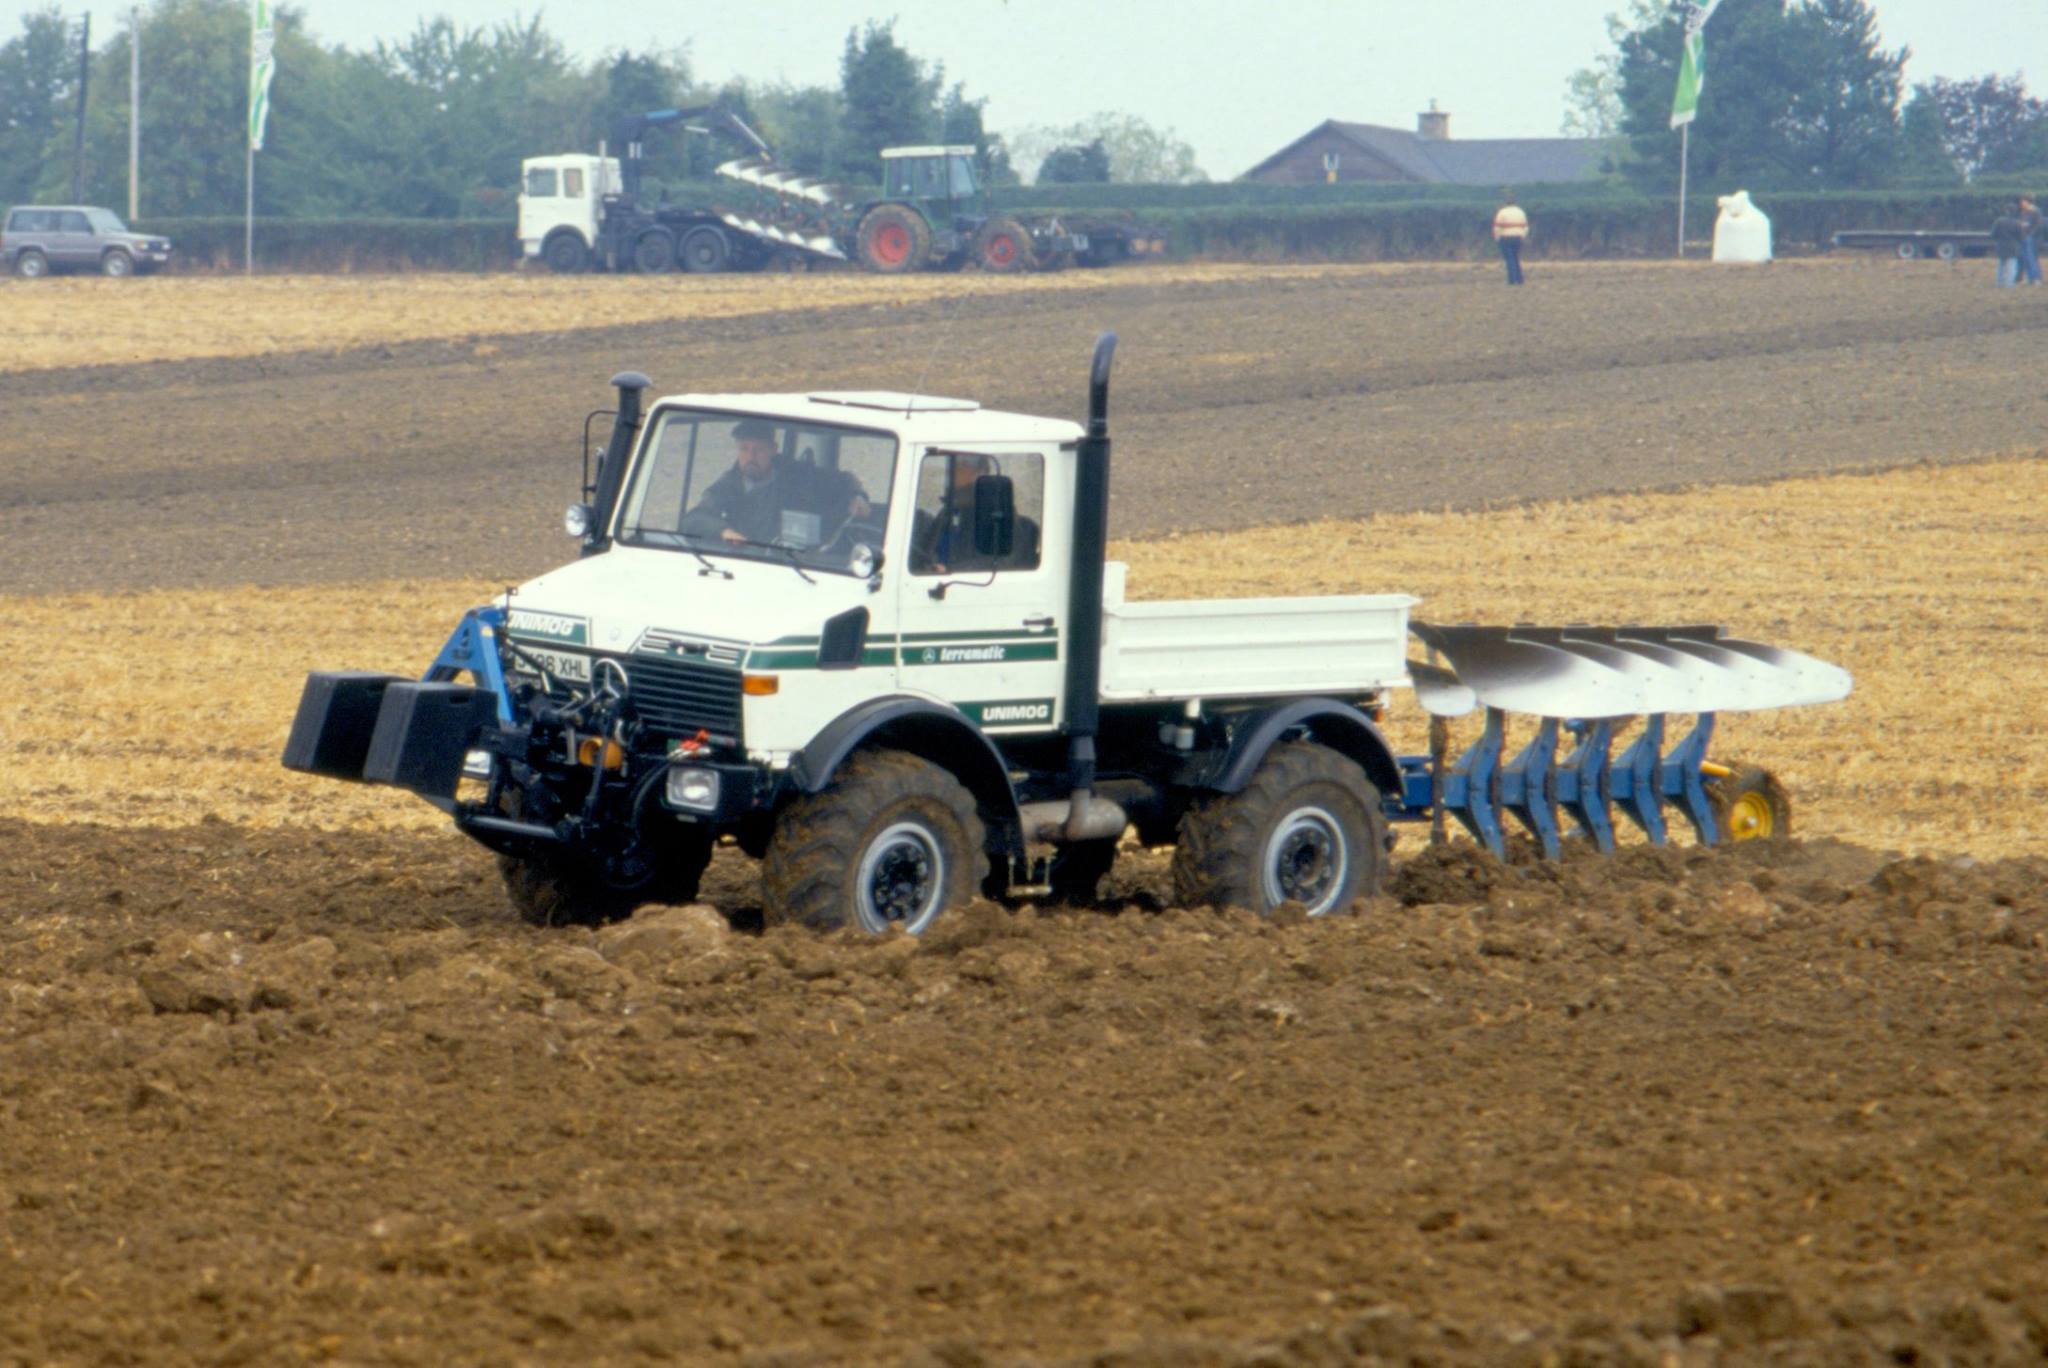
[582,370,650,556]
[1062,333,1117,839]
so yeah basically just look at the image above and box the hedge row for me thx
[131,217,515,272]
[125,188,2036,272]
[1057,188,2042,261]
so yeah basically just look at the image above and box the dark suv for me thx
[3,205,173,277]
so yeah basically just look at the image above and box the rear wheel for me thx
[13,249,48,278]
[973,217,1035,273]
[632,229,674,274]
[1934,239,1959,262]
[100,248,134,277]
[1894,241,1919,260]
[1708,764,1792,843]
[680,225,731,274]
[856,204,931,274]
[1171,742,1385,916]
[543,232,589,274]
[762,750,984,934]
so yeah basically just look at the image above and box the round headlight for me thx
[848,542,879,578]
[564,503,593,538]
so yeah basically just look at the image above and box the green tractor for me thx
[719,145,1094,275]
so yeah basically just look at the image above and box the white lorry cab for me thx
[517,154,618,273]
[285,338,1848,935]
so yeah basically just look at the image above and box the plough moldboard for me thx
[1387,623,1853,859]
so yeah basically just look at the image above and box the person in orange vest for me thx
[1492,190,1528,286]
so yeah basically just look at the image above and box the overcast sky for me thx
[7,0,2042,177]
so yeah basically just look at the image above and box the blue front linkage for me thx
[1386,709,1722,858]
[423,605,518,725]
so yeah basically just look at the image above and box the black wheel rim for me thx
[1261,805,1348,915]
[856,821,945,933]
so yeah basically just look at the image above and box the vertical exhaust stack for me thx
[583,370,650,556]
[1062,333,1118,840]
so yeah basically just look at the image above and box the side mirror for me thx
[972,474,1015,558]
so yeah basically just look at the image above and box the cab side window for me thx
[910,451,1043,575]
[525,168,558,198]
[563,168,585,197]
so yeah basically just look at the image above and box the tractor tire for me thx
[13,249,49,278]
[1707,764,1792,843]
[973,217,1035,273]
[762,749,985,934]
[855,204,931,274]
[99,248,135,278]
[1171,741,1385,916]
[495,790,711,927]
[1047,837,1119,905]
[543,232,590,274]
[679,225,731,274]
[632,229,675,274]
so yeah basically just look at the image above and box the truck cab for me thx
[518,154,617,273]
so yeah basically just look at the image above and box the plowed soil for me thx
[4,264,2048,1364]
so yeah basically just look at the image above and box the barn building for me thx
[1242,106,1608,186]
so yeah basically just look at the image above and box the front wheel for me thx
[100,248,134,277]
[496,789,712,927]
[1894,241,1919,260]
[543,232,590,274]
[1708,764,1792,843]
[1171,741,1385,916]
[762,750,985,934]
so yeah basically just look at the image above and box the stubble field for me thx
[3,259,2046,1365]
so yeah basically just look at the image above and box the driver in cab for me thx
[679,418,870,546]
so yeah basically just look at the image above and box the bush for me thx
[132,217,516,272]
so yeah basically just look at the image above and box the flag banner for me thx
[1670,27,1704,129]
[1669,0,1721,130]
[249,0,275,150]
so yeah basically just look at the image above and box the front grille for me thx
[619,652,743,744]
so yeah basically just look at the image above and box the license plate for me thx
[516,646,592,684]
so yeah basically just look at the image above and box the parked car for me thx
[3,205,173,277]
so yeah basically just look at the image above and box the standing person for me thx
[1492,190,1528,286]
[2018,195,2043,285]
[1991,209,2023,288]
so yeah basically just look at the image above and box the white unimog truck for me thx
[284,336,1849,931]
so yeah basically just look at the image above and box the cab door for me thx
[891,444,1071,736]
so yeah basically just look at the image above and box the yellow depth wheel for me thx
[1706,764,1793,843]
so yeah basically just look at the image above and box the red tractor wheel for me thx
[857,205,931,274]
[974,218,1034,273]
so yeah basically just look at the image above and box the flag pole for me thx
[1677,123,1689,257]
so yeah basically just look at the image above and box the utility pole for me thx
[128,7,139,220]
[69,12,90,202]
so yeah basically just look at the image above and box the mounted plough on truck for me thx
[283,337,1851,932]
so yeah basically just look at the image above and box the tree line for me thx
[0,1,1205,219]
[1565,0,2048,191]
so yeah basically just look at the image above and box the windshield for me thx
[85,208,128,234]
[616,408,899,576]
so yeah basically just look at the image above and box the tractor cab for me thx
[881,146,982,214]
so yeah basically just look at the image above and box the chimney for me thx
[1417,100,1450,141]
